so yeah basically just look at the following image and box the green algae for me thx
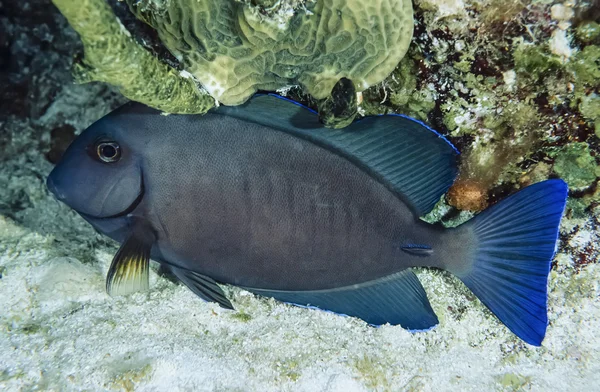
[479,0,527,25]
[388,58,436,122]
[51,0,215,114]
[398,1,600,206]
[550,143,599,191]
[566,183,600,218]
[576,22,600,45]
[353,355,391,391]
[579,93,600,137]
[495,373,531,391]
[231,311,252,322]
[107,364,153,392]
[3,1,600,390]
[277,358,301,382]
[513,43,563,81]
[567,45,600,89]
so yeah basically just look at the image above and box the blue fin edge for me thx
[278,301,438,333]
[259,93,459,155]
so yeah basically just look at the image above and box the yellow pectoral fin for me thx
[106,226,153,296]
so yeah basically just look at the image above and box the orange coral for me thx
[447,178,489,212]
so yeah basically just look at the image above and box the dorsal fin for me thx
[214,94,459,215]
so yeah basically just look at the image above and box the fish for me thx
[46,94,568,346]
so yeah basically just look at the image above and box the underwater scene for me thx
[1,0,599,390]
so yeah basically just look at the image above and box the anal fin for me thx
[244,270,438,331]
[169,265,234,310]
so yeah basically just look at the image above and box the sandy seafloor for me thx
[1,1,600,391]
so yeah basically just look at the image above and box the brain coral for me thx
[126,0,414,106]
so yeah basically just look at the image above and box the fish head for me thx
[47,105,145,219]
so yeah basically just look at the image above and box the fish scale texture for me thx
[125,0,413,104]
[218,95,459,215]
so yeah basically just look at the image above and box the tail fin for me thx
[454,179,568,346]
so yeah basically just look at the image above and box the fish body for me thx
[47,95,567,345]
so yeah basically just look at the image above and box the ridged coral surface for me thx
[51,0,215,114]
[126,0,413,104]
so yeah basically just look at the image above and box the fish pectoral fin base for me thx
[244,269,438,331]
[106,229,152,297]
[169,266,234,310]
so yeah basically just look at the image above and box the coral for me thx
[579,93,600,137]
[576,21,600,45]
[446,178,488,212]
[124,0,414,106]
[361,0,600,216]
[3,0,600,390]
[316,78,358,128]
[51,0,215,114]
[550,143,599,191]
[567,45,600,89]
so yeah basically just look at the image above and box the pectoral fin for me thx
[169,265,234,310]
[106,222,155,296]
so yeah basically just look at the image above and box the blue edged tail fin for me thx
[454,179,568,346]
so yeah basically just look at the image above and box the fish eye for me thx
[96,141,121,163]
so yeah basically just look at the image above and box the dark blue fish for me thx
[47,94,567,346]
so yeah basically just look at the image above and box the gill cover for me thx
[47,116,143,218]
